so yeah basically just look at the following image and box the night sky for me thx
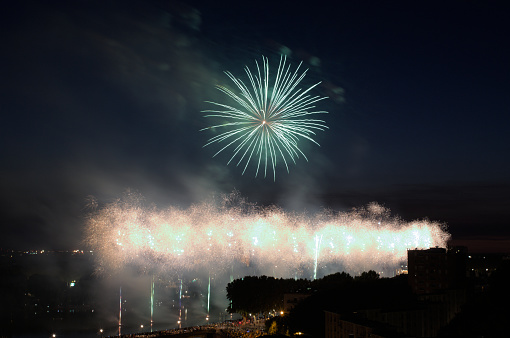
[1,0,509,252]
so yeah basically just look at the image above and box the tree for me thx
[226,275,314,317]
[355,270,380,281]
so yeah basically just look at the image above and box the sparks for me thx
[84,192,450,278]
[201,56,328,180]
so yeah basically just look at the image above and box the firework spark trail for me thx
[202,56,328,180]
[84,193,450,278]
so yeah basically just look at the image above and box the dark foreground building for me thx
[408,247,467,294]
[325,247,467,338]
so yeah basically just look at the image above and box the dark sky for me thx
[1,0,509,251]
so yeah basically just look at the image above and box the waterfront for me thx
[1,250,239,338]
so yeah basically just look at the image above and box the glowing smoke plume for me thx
[84,192,449,278]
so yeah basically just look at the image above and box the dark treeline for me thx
[282,273,411,337]
[226,270,381,317]
[227,262,510,337]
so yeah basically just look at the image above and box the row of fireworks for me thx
[84,193,450,278]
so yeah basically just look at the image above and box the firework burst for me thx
[202,56,328,180]
[84,192,450,278]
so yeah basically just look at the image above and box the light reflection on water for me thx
[13,312,223,338]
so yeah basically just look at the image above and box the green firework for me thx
[202,55,328,180]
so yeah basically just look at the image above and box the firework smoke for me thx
[84,191,449,278]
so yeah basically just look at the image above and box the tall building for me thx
[407,247,466,294]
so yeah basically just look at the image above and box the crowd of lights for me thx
[84,192,450,278]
